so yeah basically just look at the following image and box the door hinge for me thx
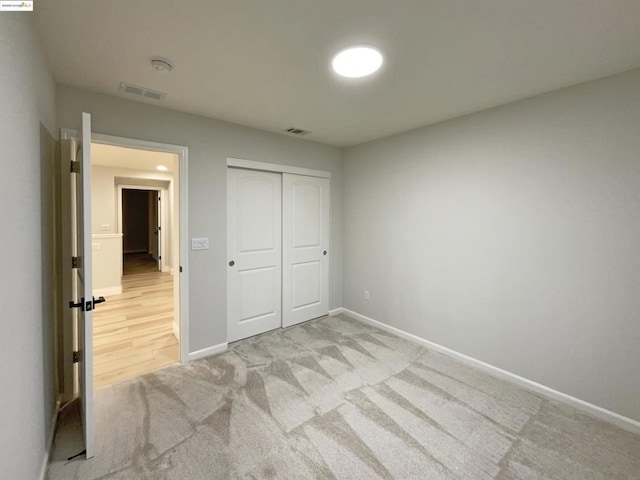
[70,160,80,173]
[158,226,161,231]
[73,351,79,363]
[159,255,161,260]
[71,256,82,269]
[179,266,183,273]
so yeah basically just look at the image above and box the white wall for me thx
[92,234,123,294]
[343,68,640,422]
[58,86,344,353]
[0,14,57,479]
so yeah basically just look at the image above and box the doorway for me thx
[122,188,161,275]
[59,121,190,457]
[91,144,180,387]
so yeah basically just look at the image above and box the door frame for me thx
[227,157,331,179]
[59,129,190,402]
[117,185,168,272]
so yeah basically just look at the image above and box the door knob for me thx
[323,250,327,255]
[229,260,235,266]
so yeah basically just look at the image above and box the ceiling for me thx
[92,143,177,173]
[36,1,640,147]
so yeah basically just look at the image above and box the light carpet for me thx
[47,314,640,479]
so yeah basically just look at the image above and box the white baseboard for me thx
[342,308,640,436]
[187,342,228,361]
[93,285,122,297]
[329,307,344,316]
[163,266,173,274]
[39,400,60,480]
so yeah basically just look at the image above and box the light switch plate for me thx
[191,237,209,250]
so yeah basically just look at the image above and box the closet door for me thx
[282,174,330,327]
[227,168,282,342]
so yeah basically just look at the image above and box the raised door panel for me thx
[291,261,322,310]
[292,182,321,248]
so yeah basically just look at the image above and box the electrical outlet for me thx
[191,237,209,250]
[364,290,370,301]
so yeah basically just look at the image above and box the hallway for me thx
[123,252,159,275]
[93,271,178,387]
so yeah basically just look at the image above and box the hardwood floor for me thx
[93,271,178,388]
[123,252,159,275]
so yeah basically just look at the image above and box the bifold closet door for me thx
[282,173,330,327]
[227,168,282,342]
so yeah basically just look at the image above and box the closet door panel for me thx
[227,168,282,342]
[283,174,330,327]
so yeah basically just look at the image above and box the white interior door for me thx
[227,168,282,342]
[70,112,96,458]
[282,174,330,327]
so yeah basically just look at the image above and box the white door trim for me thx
[61,129,190,363]
[117,185,167,271]
[227,157,330,178]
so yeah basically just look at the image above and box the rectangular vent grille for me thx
[285,127,310,135]
[119,82,166,101]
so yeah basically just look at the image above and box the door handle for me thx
[69,298,85,310]
[92,296,106,309]
[229,260,235,267]
[323,250,327,255]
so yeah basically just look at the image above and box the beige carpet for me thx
[47,314,640,479]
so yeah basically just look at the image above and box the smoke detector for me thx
[150,57,174,72]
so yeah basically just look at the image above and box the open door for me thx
[68,112,102,458]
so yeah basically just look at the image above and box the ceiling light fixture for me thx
[156,165,168,171]
[150,56,174,72]
[332,46,383,78]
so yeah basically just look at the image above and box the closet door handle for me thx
[323,250,327,255]
[229,260,235,267]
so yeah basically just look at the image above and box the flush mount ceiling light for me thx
[150,56,174,72]
[156,165,168,171]
[332,46,383,78]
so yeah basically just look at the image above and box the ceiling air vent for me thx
[119,82,166,101]
[285,127,310,136]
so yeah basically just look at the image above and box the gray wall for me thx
[57,85,344,352]
[343,68,640,422]
[0,15,57,479]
